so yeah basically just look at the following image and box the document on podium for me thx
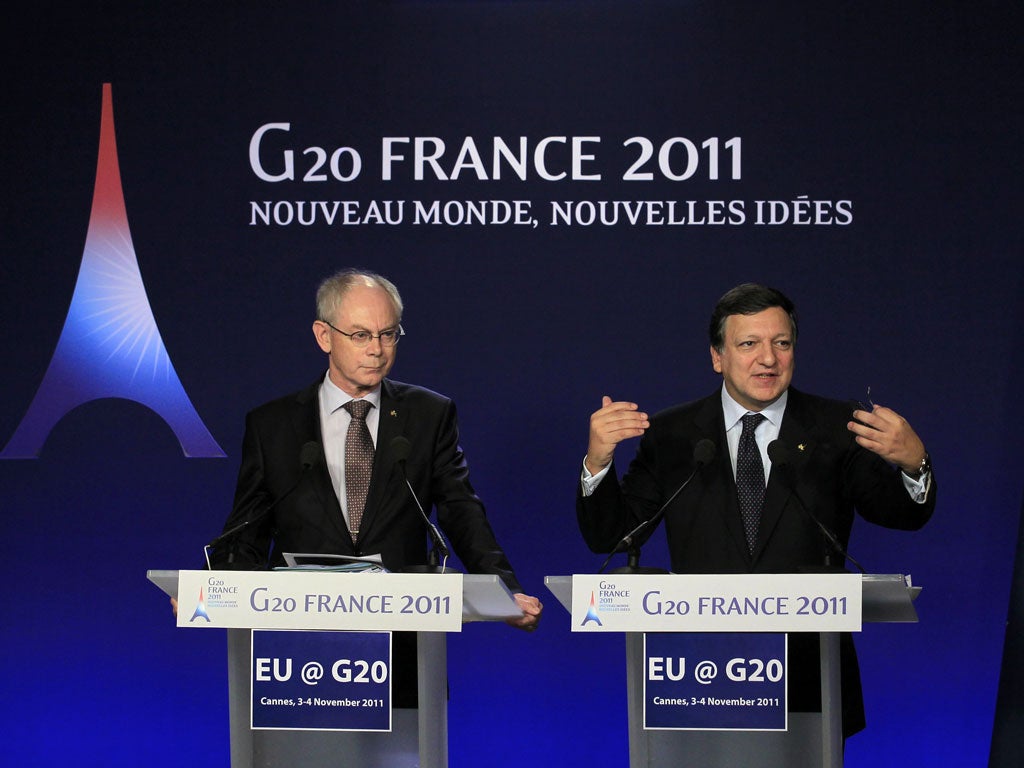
[280,552,388,572]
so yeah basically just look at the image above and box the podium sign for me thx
[151,569,521,768]
[548,573,919,768]
[569,573,862,633]
[251,630,392,731]
[644,632,787,731]
[176,570,463,631]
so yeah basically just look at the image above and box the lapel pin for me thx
[798,444,806,452]
[390,410,397,417]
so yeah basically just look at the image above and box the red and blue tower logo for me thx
[581,590,603,627]
[2,84,223,459]
[189,587,212,623]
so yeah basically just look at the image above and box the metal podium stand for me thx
[149,569,521,768]
[546,573,919,768]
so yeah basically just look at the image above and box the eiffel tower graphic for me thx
[2,84,225,459]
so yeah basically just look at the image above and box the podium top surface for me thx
[148,569,521,623]
[544,573,920,624]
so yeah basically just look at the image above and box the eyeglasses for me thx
[855,386,875,412]
[322,320,405,347]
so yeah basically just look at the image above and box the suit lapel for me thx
[358,379,410,542]
[694,396,753,565]
[293,379,348,542]
[753,388,816,562]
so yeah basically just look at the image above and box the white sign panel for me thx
[570,573,861,633]
[176,570,463,632]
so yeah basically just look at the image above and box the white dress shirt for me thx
[318,372,382,529]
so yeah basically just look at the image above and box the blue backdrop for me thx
[3,2,1021,766]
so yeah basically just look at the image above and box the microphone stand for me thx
[390,437,453,575]
[599,439,716,575]
[767,440,866,574]
[205,441,322,569]
[615,543,668,575]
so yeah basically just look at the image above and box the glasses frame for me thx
[321,320,405,347]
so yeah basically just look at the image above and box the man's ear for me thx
[313,321,332,353]
[710,344,723,374]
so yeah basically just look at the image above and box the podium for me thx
[546,573,919,768]
[149,569,522,768]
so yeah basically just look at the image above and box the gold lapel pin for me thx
[390,410,397,417]
[797,444,806,452]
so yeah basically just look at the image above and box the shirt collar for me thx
[321,371,382,413]
[720,385,788,432]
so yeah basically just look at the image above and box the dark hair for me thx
[708,283,797,351]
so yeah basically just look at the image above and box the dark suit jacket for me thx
[211,376,522,706]
[211,376,520,587]
[577,387,936,736]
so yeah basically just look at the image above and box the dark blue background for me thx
[2,2,1021,765]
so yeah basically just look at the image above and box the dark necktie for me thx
[737,412,766,553]
[343,399,374,541]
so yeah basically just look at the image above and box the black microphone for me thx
[205,441,322,560]
[390,436,451,569]
[767,440,865,573]
[600,438,716,574]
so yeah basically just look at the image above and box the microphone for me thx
[767,440,865,573]
[205,441,322,565]
[600,438,716,574]
[390,436,451,570]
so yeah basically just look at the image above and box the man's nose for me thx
[757,342,776,364]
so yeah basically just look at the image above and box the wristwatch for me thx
[904,452,931,480]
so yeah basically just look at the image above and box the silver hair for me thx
[315,269,403,324]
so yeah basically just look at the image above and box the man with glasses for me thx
[576,282,935,738]
[209,269,540,702]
